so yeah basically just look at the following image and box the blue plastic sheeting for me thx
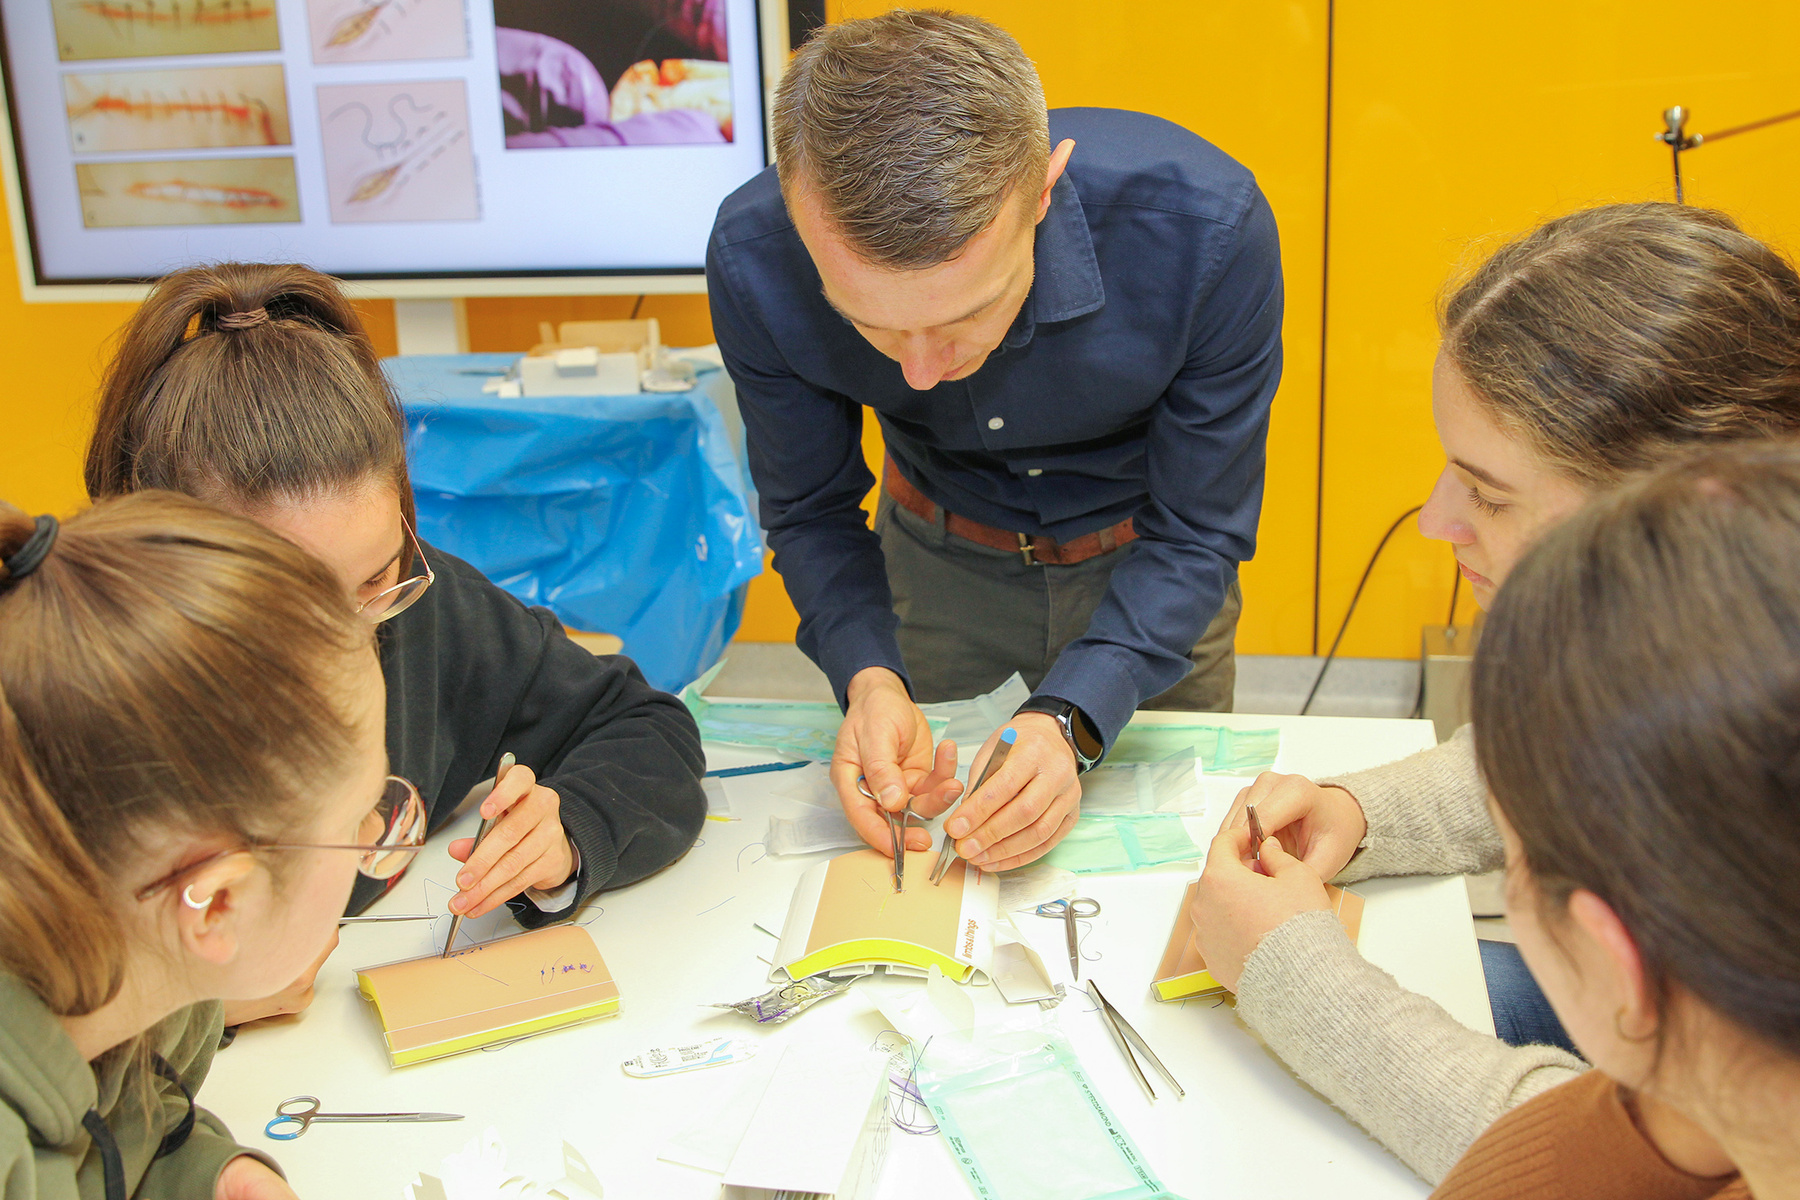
[387,353,764,693]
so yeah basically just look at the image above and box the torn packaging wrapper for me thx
[357,925,621,1066]
[1153,879,1365,1002]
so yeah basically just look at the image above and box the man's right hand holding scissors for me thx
[832,667,962,855]
[833,667,1084,871]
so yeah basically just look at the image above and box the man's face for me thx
[789,181,1039,392]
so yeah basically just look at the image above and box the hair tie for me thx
[2,515,58,583]
[216,307,270,331]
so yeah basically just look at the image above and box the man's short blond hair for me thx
[773,9,1050,269]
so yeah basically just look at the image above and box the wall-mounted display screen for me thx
[0,0,771,285]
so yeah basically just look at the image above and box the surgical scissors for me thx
[1036,897,1101,980]
[264,1096,463,1140]
[857,775,919,891]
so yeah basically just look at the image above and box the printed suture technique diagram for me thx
[317,80,477,223]
[76,156,300,227]
[53,0,281,60]
[305,0,467,65]
[64,65,291,152]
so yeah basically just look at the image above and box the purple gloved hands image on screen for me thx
[494,0,733,149]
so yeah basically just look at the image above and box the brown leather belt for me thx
[883,456,1137,567]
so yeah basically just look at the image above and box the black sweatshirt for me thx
[348,540,707,923]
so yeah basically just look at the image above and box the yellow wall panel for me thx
[1321,1,1800,658]
[826,0,1331,655]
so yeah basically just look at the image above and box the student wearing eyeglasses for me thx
[84,263,708,1026]
[0,491,428,1200]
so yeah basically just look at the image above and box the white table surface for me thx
[201,709,1490,1200]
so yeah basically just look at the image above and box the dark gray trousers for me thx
[875,492,1241,713]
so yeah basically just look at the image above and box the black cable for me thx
[629,294,645,320]
[1300,505,1424,716]
[1411,559,1462,719]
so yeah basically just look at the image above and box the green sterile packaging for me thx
[1108,723,1280,776]
[681,665,948,761]
[1042,814,1202,875]
[917,1027,1185,1200]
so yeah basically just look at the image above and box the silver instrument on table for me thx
[1087,980,1185,1102]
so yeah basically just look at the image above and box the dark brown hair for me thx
[773,9,1049,268]
[1443,203,1800,484]
[0,492,367,1016]
[85,262,415,528]
[1474,439,1800,1057]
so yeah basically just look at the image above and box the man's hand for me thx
[1188,823,1332,993]
[1220,772,1367,881]
[832,667,963,856]
[220,929,339,1028]
[940,713,1080,873]
[216,1157,297,1200]
[448,764,574,918]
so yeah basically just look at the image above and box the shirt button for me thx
[987,417,1004,430]
[1028,468,1043,476]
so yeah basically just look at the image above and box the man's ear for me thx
[1568,887,1657,1041]
[1035,139,1076,222]
[174,852,259,968]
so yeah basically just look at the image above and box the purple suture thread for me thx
[737,843,766,872]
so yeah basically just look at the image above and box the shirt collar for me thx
[1003,173,1105,350]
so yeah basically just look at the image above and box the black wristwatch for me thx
[1013,695,1104,773]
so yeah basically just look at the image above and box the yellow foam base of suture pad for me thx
[783,937,973,983]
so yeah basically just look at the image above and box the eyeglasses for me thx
[134,775,429,902]
[354,520,435,623]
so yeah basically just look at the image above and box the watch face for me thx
[1066,706,1104,763]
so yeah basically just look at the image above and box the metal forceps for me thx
[1086,982,1186,1102]
[264,1095,463,1140]
[1035,897,1101,981]
[857,776,919,891]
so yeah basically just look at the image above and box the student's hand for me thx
[1220,772,1367,881]
[940,715,1081,873]
[1625,1089,1737,1179]
[447,764,574,918]
[219,929,339,1028]
[215,1156,298,1200]
[1188,823,1332,993]
[833,667,964,855]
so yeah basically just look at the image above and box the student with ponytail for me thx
[0,491,422,1199]
[1434,439,1800,1199]
[86,263,707,1024]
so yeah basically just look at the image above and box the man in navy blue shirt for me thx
[707,10,1281,872]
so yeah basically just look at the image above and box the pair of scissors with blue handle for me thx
[1036,897,1101,980]
[265,1096,464,1140]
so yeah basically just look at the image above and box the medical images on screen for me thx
[317,79,479,222]
[492,0,733,149]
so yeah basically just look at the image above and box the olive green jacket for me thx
[0,973,278,1200]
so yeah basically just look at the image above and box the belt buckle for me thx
[1017,532,1037,567]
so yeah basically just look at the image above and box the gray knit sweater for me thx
[1232,726,1586,1184]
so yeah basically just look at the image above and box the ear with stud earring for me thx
[182,886,212,910]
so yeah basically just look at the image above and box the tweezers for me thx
[931,727,1017,885]
[1087,981,1185,1101]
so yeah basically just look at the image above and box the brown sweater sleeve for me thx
[1431,1072,1743,1200]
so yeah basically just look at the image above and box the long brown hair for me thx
[1474,439,1800,1057]
[0,492,367,1016]
[85,262,416,528]
[1443,203,1800,483]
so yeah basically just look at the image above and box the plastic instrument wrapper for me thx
[865,971,1185,1200]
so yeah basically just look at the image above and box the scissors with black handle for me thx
[264,1096,463,1140]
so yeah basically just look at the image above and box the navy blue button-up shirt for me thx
[706,107,1282,746]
